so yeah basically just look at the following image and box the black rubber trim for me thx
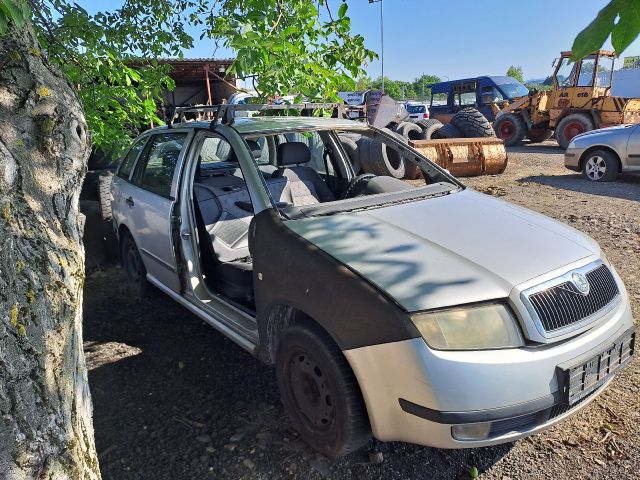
[398,393,558,424]
[556,326,635,373]
[250,209,421,352]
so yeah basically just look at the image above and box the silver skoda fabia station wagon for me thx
[110,106,635,457]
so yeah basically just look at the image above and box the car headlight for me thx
[567,140,576,149]
[411,303,524,350]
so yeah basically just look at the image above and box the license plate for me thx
[557,328,635,406]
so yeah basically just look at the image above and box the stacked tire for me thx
[357,128,406,179]
[341,108,496,180]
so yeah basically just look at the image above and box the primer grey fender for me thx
[286,189,600,312]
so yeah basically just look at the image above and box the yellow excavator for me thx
[493,50,640,148]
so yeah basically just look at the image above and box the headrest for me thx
[246,139,262,159]
[277,142,311,167]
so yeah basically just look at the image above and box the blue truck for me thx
[428,76,529,123]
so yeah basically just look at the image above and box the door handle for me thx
[125,196,135,208]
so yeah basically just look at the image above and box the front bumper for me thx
[564,147,585,170]
[343,300,634,449]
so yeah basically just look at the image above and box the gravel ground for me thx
[84,141,640,480]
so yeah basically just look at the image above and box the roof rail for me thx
[167,103,344,129]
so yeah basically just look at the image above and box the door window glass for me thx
[596,57,614,87]
[118,137,147,180]
[134,133,187,197]
[577,57,596,87]
[556,58,577,87]
[199,136,235,166]
[460,92,477,106]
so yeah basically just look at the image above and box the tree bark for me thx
[0,21,100,480]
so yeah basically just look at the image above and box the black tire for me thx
[416,119,444,140]
[556,113,594,149]
[526,128,554,143]
[339,136,361,174]
[581,149,620,182]
[97,171,114,220]
[494,113,527,146]
[120,232,152,297]
[451,107,495,138]
[394,121,424,141]
[276,323,371,457]
[359,129,405,178]
[434,122,463,139]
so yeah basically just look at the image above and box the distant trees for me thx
[506,65,525,83]
[350,73,442,102]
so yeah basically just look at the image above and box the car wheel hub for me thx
[563,121,584,141]
[498,120,514,139]
[289,353,334,431]
[585,156,606,180]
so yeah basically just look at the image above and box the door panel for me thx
[626,125,640,169]
[127,132,188,292]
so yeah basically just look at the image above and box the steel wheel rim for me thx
[126,241,144,281]
[563,121,584,142]
[287,350,335,432]
[585,156,606,180]
[498,120,515,140]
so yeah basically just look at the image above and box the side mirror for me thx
[551,57,558,67]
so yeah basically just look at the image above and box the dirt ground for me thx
[84,141,640,480]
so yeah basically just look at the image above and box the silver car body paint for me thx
[111,116,635,451]
[565,123,640,171]
[344,297,633,448]
[285,189,600,313]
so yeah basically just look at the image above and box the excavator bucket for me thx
[409,137,508,177]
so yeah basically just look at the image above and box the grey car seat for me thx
[272,142,335,205]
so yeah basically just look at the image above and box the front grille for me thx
[528,264,619,333]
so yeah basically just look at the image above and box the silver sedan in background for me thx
[565,124,640,181]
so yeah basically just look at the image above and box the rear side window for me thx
[132,132,187,197]
[118,137,148,180]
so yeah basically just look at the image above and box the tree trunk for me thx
[0,21,100,480]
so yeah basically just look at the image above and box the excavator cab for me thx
[550,51,615,112]
[494,49,640,148]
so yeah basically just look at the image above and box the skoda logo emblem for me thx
[572,272,590,296]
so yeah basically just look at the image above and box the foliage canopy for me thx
[572,0,640,60]
[2,0,376,154]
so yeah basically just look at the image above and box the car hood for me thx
[574,124,636,140]
[285,189,599,312]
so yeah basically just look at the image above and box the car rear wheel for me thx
[276,323,371,457]
[581,149,619,182]
[121,232,152,297]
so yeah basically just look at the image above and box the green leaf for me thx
[611,0,640,54]
[338,2,347,19]
[469,466,479,479]
[571,2,617,60]
[0,11,7,34]
[1,0,25,28]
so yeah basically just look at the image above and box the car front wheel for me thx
[276,323,371,457]
[581,149,619,182]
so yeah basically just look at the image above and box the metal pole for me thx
[380,0,384,93]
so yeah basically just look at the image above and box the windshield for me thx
[406,104,426,114]
[497,83,529,99]
[241,127,461,218]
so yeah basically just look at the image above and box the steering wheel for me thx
[341,174,376,200]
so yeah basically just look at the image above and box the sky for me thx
[81,0,640,83]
